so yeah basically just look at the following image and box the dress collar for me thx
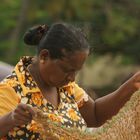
[14,56,40,95]
[14,56,74,96]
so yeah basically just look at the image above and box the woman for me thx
[0,23,140,139]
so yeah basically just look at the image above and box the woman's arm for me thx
[80,71,140,127]
[0,112,15,137]
[0,103,35,138]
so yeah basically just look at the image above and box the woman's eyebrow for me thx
[59,59,83,71]
[64,66,82,72]
[60,64,75,72]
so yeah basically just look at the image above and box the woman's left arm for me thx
[79,71,140,127]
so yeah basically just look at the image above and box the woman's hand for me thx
[10,103,36,127]
[132,71,140,89]
[123,71,140,93]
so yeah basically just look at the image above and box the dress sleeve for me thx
[72,82,89,108]
[0,84,20,116]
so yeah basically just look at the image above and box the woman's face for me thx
[39,50,89,87]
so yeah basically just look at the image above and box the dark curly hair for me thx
[23,23,90,59]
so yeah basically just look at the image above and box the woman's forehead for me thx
[57,50,89,70]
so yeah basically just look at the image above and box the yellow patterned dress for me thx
[0,56,89,140]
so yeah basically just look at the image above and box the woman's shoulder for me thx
[0,82,19,99]
[62,82,88,106]
[0,83,20,116]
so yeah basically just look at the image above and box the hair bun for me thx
[23,24,49,45]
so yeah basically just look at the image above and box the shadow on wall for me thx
[0,62,13,81]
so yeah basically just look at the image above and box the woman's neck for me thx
[27,60,53,92]
[28,61,59,108]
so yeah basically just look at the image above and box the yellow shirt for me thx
[0,56,89,139]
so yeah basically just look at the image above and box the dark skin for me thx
[27,49,88,107]
[0,49,140,137]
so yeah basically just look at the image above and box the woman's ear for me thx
[39,49,49,62]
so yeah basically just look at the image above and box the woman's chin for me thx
[57,82,69,87]
[49,80,69,88]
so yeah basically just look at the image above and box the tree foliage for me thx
[0,0,140,64]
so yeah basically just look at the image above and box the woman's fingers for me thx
[19,103,36,117]
[133,71,140,89]
[11,103,36,126]
[134,83,140,89]
[13,115,31,126]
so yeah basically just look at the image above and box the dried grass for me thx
[33,90,140,140]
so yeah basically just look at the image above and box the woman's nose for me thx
[67,72,76,82]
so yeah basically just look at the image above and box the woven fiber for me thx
[33,90,140,140]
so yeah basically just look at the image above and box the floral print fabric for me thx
[0,56,88,139]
